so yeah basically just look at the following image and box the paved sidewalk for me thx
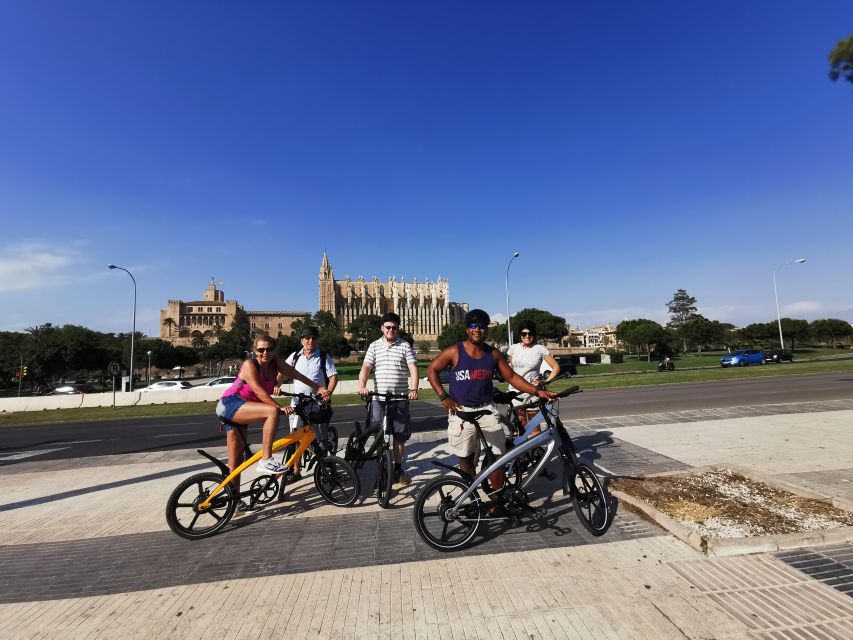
[1,400,852,638]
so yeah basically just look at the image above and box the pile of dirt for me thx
[613,469,853,539]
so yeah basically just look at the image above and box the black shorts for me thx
[369,398,411,443]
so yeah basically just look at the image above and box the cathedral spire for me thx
[320,250,332,279]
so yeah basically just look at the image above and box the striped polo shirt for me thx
[363,337,417,395]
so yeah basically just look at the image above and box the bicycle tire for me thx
[564,463,610,536]
[327,425,339,455]
[314,455,360,507]
[376,448,394,508]
[166,472,237,540]
[413,476,482,552]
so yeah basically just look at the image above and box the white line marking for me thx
[0,448,69,461]
[153,433,196,438]
[54,440,102,445]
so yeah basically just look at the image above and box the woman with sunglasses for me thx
[506,320,560,430]
[216,334,331,481]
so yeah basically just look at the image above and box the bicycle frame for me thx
[198,425,316,509]
[446,402,566,515]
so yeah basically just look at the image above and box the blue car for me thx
[720,349,766,367]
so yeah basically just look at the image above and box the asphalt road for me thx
[1,371,851,465]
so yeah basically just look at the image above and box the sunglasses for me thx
[467,323,487,330]
[520,331,533,337]
[383,325,399,331]
[256,347,273,353]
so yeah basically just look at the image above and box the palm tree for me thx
[191,331,208,350]
[163,317,177,337]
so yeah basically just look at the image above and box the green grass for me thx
[3,353,851,428]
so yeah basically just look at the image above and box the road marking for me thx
[54,440,102,445]
[0,448,69,461]
[153,432,197,438]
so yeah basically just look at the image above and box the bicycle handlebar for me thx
[361,391,409,402]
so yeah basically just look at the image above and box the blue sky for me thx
[1,1,851,336]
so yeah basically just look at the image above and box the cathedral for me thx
[318,252,468,341]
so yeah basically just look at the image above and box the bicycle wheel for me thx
[314,455,360,506]
[327,425,339,455]
[166,472,237,540]
[564,463,610,536]
[413,476,482,552]
[376,448,394,508]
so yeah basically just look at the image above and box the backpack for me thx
[290,350,329,386]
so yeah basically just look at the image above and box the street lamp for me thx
[773,258,806,349]
[147,350,153,387]
[505,251,520,347]
[108,264,137,391]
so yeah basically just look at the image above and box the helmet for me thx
[306,400,333,425]
[464,308,490,326]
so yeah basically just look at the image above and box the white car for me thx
[141,380,193,392]
[198,376,236,389]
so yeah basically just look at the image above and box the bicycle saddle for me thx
[456,409,491,423]
[492,390,519,404]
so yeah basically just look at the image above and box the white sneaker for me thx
[256,457,287,475]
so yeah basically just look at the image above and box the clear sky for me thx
[1,1,851,336]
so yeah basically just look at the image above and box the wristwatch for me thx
[438,391,449,401]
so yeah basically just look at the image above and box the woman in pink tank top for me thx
[216,334,331,485]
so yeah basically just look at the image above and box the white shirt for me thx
[363,337,417,395]
[507,343,550,392]
[287,349,337,404]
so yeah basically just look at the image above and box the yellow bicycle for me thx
[166,392,360,540]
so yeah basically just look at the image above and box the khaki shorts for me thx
[447,404,507,458]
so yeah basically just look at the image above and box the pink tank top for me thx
[221,360,276,402]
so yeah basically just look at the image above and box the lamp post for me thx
[147,350,153,387]
[505,251,520,347]
[108,264,137,391]
[773,258,806,349]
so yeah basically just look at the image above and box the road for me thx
[1,371,851,464]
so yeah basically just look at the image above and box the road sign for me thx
[108,361,121,377]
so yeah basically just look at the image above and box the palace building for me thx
[318,252,467,341]
[159,279,308,347]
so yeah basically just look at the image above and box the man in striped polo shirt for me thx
[358,312,419,485]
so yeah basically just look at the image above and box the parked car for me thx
[141,380,193,392]
[720,349,766,367]
[197,376,236,388]
[47,383,96,395]
[765,349,793,363]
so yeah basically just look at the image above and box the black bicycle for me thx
[344,391,408,507]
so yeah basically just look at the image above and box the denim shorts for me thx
[369,398,411,442]
[216,394,247,427]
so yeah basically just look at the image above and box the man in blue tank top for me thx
[426,309,556,501]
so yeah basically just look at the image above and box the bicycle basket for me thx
[306,400,333,424]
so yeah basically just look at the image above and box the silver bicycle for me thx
[413,383,610,551]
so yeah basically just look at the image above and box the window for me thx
[207,307,212,312]
[251,322,256,329]
[187,307,193,312]
[264,323,270,329]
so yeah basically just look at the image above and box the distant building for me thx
[318,252,468,341]
[564,322,619,351]
[159,279,307,347]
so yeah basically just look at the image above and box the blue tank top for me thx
[449,342,497,406]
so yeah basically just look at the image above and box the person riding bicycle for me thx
[216,334,331,482]
[357,312,419,486]
[426,309,557,505]
[506,319,560,434]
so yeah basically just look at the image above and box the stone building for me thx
[318,252,468,341]
[563,322,619,350]
[159,279,308,347]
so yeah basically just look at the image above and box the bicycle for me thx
[165,392,360,540]
[413,384,610,551]
[344,391,409,507]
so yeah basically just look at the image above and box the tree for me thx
[417,340,433,357]
[740,322,776,345]
[779,318,810,351]
[829,34,853,83]
[191,331,208,350]
[346,314,382,350]
[666,289,699,352]
[810,318,853,348]
[438,321,468,350]
[162,317,176,337]
[511,308,568,343]
[681,317,728,355]
[318,332,351,358]
[616,319,672,361]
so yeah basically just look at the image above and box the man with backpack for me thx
[277,325,338,478]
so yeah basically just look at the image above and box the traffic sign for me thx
[108,361,121,377]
